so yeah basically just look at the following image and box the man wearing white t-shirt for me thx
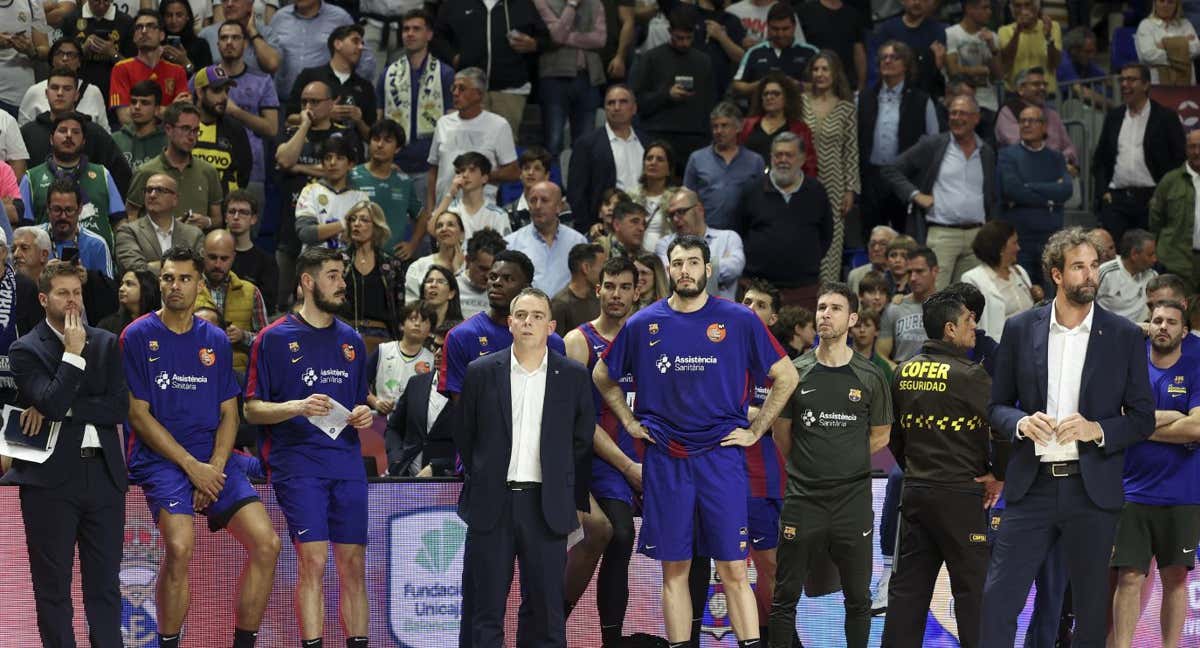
[725,0,805,48]
[426,67,519,208]
[1096,228,1159,323]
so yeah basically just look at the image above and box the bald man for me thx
[504,180,589,295]
[115,173,205,274]
[195,229,269,377]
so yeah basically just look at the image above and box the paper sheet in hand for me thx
[307,399,351,440]
[0,405,59,463]
[1033,437,1076,457]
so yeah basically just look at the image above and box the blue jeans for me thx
[539,73,600,157]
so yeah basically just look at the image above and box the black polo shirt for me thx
[60,7,136,99]
[286,63,378,126]
[733,41,820,84]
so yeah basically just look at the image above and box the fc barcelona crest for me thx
[649,323,659,335]
[198,348,215,367]
[149,340,159,351]
[848,388,862,402]
[342,343,356,361]
[288,341,300,353]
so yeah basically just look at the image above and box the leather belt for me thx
[80,447,102,459]
[1039,461,1080,477]
[927,222,983,230]
[506,481,541,490]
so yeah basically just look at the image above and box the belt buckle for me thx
[1051,462,1068,477]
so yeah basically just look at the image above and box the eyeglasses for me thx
[133,23,159,32]
[145,186,177,195]
[48,205,77,216]
[666,204,696,219]
[54,50,81,59]
[169,125,200,135]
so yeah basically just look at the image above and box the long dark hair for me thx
[422,264,464,325]
[158,0,198,41]
[126,269,161,317]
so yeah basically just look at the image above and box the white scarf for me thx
[385,53,444,141]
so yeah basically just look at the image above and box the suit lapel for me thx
[1032,305,1050,408]
[540,353,560,449]
[496,353,513,437]
[1079,309,1104,402]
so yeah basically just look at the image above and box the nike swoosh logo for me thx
[649,340,661,346]
[167,501,179,507]
[298,529,309,536]
[149,356,160,362]
[644,544,656,549]
[753,537,765,543]
[801,388,816,395]
[1185,548,1195,553]
[291,356,303,363]
[862,529,871,537]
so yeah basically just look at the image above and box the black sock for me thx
[564,598,577,618]
[346,637,368,648]
[601,624,622,646]
[689,617,702,647]
[738,640,762,648]
[158,633,181,648]
[301,639,322,648]
[233,628,258,648]
[759,625,769,643]
[669,643,691,648]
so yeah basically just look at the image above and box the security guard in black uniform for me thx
[881,291,1010,648]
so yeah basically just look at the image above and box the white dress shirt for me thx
[1111,103,1156,189]
[46,320,100,449]
[506,348,548,482]
[1040,300,1094,461]
[607,122,644,192]
[152,217,175,257]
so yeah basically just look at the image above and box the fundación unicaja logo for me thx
[388,508,469,647]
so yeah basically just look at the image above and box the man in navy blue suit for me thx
[455,286,594,648]
[981,226,1155,647]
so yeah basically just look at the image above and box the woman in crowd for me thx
[634,252,669,309]
[802,51,860,284]
[420,265,464,328]
[158,0,213,72]
[961,220,1041,342]
[1135,0,1200,84]
[405,210,466,302]
[588,188,631,240]
[98,269,160,335]
[739,70,817,176]
[341,200,403,354]
[628,142,679,252]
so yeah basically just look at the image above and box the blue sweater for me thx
[997,143,1074,219]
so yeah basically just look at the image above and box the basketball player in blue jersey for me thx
[1111,300,1200,647]
[595,235,800,648]
[564,256,642,647]
[122,247,281,648]
[244,247,375,648]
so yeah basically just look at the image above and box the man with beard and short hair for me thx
[564,255,641,645]
[19,112,125,253]
[111,80,167,171]
[211,19,279,204]
[198,0,282,76]
[38,178,114,277]
[656,187,744,301]
[457,228,506,319]
[552,242,606,336]
[122,246,280,648]
[769,282,892,648]
[115,172,204,273]
[125,102,224,228]
[1110,300,1200,648]
[287,24,377,141]
[194,229,267,377]
[981,226,1156,647]
[110,9,190,127]
[245,246,375,648]
[223,189,278,311]
[190,65,253,193]
[595,234,800,648]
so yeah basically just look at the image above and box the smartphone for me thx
[166,35,183,47]
[60,246,79,263]
[675,75,694,91]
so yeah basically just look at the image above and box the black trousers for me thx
[1099,187,1155,245]
[468,488,568,648]
[20,455,125,648]
[769,483,874,648]
[881,484,990,648]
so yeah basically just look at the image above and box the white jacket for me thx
[961,264,1035,343]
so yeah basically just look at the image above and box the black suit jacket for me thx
[1092,99,1186,199]
[454,349,593,535]
[566,123,649,231]
[989,303,1154,510]
[880,132,997,244]
[4,320,129,489]
[385,371,454,475]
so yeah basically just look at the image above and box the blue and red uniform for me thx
[603,297,785,561]
[1125,344,1200,506]
[745,383,786,550]
[579,322,643,505]
[245,313,369,544]
[438,311,565,395]
[121,313,256,530]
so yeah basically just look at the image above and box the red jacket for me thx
[738,116,818,178]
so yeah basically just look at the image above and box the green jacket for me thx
[1149,164,1197,284]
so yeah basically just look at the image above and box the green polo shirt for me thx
[126,152,223,216]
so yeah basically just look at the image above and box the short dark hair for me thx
[945,281,986,322]
[818,281,859,313]
[858,270,890,297]
[223,189,258,215]
[519,145,553,171]
[130,79,163,104]
[923,291,968,341]
[971,220,1017,267]
[600,256,638,284]
[46,66,77,83]
[162,101,201,126]
[766,2,796,22]
[466,228,507,259]
[368,118,406,148]
[134,8,163,30]
[46,177,81,208]
[453,151,492,175]
[296,247,344,280]
[856,307,882,328]
[667,5,697,31]
[742,278,782,314]
[778,304,814,332]
[1122,62,1151,82]
[37,259,83,294]
[218,19,247,39]
[127,268,161,315]
[1148,273,1189,299]
[160,246,204,274]
[48,38,80,60]
[51,111,87,137]
[403,8,435,27]
[402,299,439,326]
[1118,228,1155,258]
[511,286,552,313]
[908,246,939,269]
[319,134,358,162]
[667,234,711,265]
[567,242,604,275]
[612,200,647,222]
[327,23,364,55]
[1151,299,1187,323]
[493,249,535,287]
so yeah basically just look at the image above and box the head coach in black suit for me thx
[454,286,594,648]
[5,260,129,647]
[981,227,1155,647]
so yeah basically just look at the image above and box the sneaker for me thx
[872,564,892,615]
